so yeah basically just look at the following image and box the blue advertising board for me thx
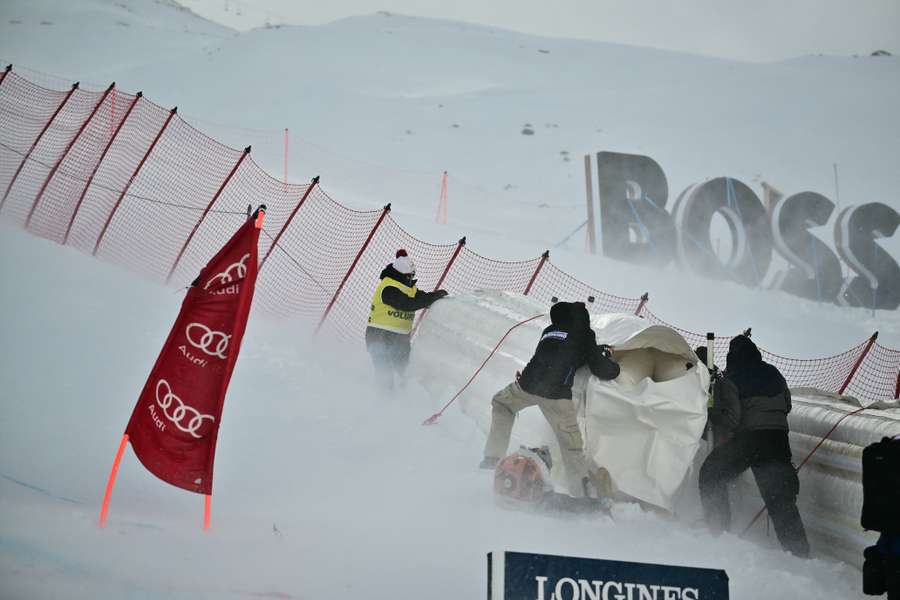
[488,550,728,600]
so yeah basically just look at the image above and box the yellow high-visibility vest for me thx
[367,276,417,334]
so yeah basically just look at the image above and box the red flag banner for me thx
[125,213,262,494]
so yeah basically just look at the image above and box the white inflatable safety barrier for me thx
[409,290,709,511]
[736,389,900,567]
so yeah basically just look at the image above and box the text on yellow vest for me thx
[368,276,418,334]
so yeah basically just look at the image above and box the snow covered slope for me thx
[1,2,899,596]
[0,218,872,600]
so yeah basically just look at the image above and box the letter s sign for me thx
[834,203,900,310]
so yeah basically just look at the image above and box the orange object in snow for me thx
[494,451,549,502]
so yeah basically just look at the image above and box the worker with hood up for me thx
[481,301,620,498]
[699,334,810,557]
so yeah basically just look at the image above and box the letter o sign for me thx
[673,177,773,286]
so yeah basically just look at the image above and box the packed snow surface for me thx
[0,223,870,600]
[1,0,899,597]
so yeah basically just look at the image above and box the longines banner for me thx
[593,151,900,310]
[488,551,728,600]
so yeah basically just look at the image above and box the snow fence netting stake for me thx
[93,106,177,256]
[26,82,116,229]
[0,81,79,213]
[63,91,142,245]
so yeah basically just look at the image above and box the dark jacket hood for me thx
[550,301,590,330]
[379,263,416,287]
[726,335,762,372]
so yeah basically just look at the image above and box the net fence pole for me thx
[523,250,549,295]
[26,82,116,229]
[634,292,649,316]
[0,64,11,87]
[165,145,251,283]
[838,331,878,395]
[93,106,177,256]
[315,203,391,335]
[63,92,142,245]
[411,236,465,336]
[259,175,319,270]
[0,81,80,213]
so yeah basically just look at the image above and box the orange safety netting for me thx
[0,67,897,404]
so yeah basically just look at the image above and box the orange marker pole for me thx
[283,128,289,188]
[204,494,212,530]
[99,433,129,528]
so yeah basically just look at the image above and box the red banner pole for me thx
[260,175,319,270]
[634,292,649,316]
[315,204,391,335]
[523,250,549,296]
[0,81,80,213]
[411,237,466,336]
[204,494,212,530]
[63,92,142,245]
[93,106,177,256]
[838,332,879,395]
[98,433,129,528]
[26,82,116,229]
[895,367,899,400]
[165,146,251,283]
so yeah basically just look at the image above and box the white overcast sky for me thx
[182,0,900,62]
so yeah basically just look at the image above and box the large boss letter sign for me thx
[673,177,772,287]
[834,203,900,310]
[770,192,843,303]
[593,151,899,309]
[596,152,675,267]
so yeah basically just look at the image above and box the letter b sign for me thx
[596,152,676,267]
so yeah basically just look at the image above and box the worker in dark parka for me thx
[481,301,620,498]
[699,334,810,557]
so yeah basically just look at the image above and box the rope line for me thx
[739,405,868,537]
[422,313,546,425]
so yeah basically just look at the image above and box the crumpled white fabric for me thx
[410,291,709,511]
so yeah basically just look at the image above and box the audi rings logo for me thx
[155,379,215,439]
[205,253,250,290]
[186,322,231,359]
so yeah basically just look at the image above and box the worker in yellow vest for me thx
[366,249,448,389]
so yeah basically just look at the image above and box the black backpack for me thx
[861,436,900,532]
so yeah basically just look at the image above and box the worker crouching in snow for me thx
[699,334,810,557]
[366,249,448,390]
[481,301,620,498]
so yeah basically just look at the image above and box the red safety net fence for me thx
[0,67,897,404]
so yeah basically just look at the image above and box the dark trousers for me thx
[365,327,411,390]
[699,430,810,557]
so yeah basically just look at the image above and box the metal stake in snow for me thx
[422,313,546,426]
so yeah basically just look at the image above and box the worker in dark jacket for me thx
[699,334,810,557]
[481,301,620,498]
[366,249,447,390]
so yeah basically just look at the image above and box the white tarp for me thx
[410,290,709,511]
